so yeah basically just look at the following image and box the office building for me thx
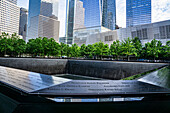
[118,20,170,45]
[65,0,75,44]
[27,0,60,42]
[86,30,118,46]
[72,0,116,46]
[73,26,111,46]
[74,0,85,29]
[0,0,20,35]
[78,0,116,30]
[6,0,17,4]
[102,0,116,30]
[19,8,28,41]
[58,0,67,38]
[126,0,151,27]
[80,0,102,28]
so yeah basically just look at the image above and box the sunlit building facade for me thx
[126,0,151,27]
[118,20,170,45]
[73,26,111,46]
[6,0,17,4]
[74,0,85,29]
[72,0,116,46]
[0,0,20,35]
[102,0,116,30]
[65,0,75,44]
[19,8,28,41]
[27,0,60,42]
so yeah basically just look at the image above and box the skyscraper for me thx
[65,0,75,44]
[66,0,116,45]
[6,0,17,5]
[80,0,102,28]
[79,0,116,30]
[0,0,20,35]
[126,0,151,27]
[58,0,67,38]
[74,0,85,29]
[27,0,60,42]
[19,8,28,41]
[102,0,116,30]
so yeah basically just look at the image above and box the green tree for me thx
[85,44,95,58]
[15,39,26,57]
[0,32,9,56]
[132,37,142,58]
[70,44,80,57]
[121,37,137,61]
[60,42,67,57]
[110,40,121,60]
[142,39,162,60]
[47,38,60,57]
[93,42,109,59]
[80,44,87,57]
[159,41,170,59]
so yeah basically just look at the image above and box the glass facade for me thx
[66,0,75,44]
[80,0,102,28]
[78,0,116,29]
[19,8,28,41]
[27,0,60,42]
[126,0,151,27]
[102,0,116,30]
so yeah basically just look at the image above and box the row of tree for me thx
[0,32,169,60]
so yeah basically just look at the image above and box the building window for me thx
[105,36,109,41]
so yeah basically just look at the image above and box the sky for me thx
[17,0,170,28]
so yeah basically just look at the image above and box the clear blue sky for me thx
[17,0,170,28]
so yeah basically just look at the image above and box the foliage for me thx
[121,37,137,61]
[110,40,121,59]
[141,39,163,60]
[132,37,142,57]
[93,42,110,59]
[0,32,169,60]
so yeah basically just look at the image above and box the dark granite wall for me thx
[0,58,68,75]
[0,58,167,79]
[68,60,167,80]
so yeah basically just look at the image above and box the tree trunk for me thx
[127,55,130,61]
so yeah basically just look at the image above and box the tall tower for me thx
[126,0,151,27]
[80,0,102,28]
[19,8,28,41]
[27,0,60,42]
[74,0,85,29]
[65,0,76,45]
[102,0,116,30]
[79,0,116,30]
[0,0,20,35]
[6,0,17,5]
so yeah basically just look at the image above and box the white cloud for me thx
[152,0,170,22]
[116,0,126,28]
[116,0,170,28]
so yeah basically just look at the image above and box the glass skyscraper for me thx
[27,0,60,42]
[102,0,116,30]
[79,0,116,30]
[80,0,102,28]
[126,0,151,27]
[66,0,116,44]
[66,0,75,44]
[19,8,28,41]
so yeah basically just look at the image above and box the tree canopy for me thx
[0,32,169,60]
